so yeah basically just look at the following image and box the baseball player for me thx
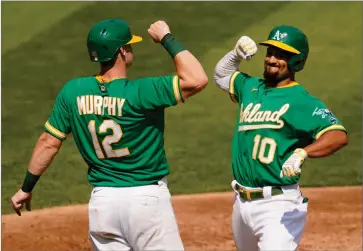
[214,25,348,250]
[11,19,208,251]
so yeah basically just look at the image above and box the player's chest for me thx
[238,92,292,131]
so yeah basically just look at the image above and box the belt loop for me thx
[160,177,168,186]
[263,186,272,199]
[231,180,238,193]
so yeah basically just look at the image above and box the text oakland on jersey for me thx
[238,103,290,131]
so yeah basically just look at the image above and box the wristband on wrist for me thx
[161,33,187,58]
[21,170,41,193]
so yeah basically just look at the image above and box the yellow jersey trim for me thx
[172,76,184,104]
[229,72,239,103]
[95,75,104,83]
[95,75,127,83]
[277,81,299,89]
[45,121,66,139]
[315,124,347,139]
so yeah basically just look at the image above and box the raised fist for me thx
[148,21,171,43]
[234,36,258,60]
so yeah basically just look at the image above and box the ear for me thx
[119,46,127,57]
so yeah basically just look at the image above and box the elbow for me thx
[199,74,209,89]
[332,132,348,153]
[40,132,63,153]
[337,131,348,148]
[179,74,208,99]
[340,133,349,148]
[193,74,209,92]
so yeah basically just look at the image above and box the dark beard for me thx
[263,69,279,87]
[263,69,290,87]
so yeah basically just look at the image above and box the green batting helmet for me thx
[87,19,142,63]
[259,25,309,72]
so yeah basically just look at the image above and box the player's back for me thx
[45,75,184,187]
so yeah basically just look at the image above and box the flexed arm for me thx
[148,21,208,99]
[214,36,258,91]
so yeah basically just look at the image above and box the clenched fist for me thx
[234,36,258,60]
[281,148,308,178]
[11,189,32,216]
[148,21,171,43]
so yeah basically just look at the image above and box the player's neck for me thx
[267,73,295,88]
[276,78,295,88]
[99,60,128,81]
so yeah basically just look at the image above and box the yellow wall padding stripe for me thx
[45,121,66,139]
[316,124,346,139]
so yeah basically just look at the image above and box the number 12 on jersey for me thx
[252,134,277,164]
[88,120,130,159]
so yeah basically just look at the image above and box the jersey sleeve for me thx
[44,86,71,140]
[297,98,347,140]
[137,75,185,109]
[228,72,251,103]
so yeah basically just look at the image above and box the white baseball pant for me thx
[88,178,184,251]
[231,181,308,251]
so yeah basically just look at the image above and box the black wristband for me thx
[160,33,187,58]
[161,33,173,44]
[21,171,41,193]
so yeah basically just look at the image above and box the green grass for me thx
[1,1,92,54]
[2,2,361,214]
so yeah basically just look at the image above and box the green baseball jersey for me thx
[44,75,184,187]
[228,71,347,188]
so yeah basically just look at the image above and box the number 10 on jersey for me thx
[88,120,130,159]
[252,134,277,164]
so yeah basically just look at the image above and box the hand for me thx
[234,36,258,60]
[281,148,308,177]
[148,20,171,43]
[11,189,32,216]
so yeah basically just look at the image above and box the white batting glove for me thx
[234,36,258,60]
[282,149,308,178]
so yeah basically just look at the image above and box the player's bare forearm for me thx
[304,130,348,158]
[27,132,63,175]
[174,50,208,99]
[147,21,208,99]
[12,132,62,215]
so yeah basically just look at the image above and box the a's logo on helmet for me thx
[272,30,288,41]
[91,51,98,61]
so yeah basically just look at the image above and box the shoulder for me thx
[64,76,96,88]
[131,76,175,84]
[289,85,331,117]
[57,76,97,101]
[235,72,264,88]
[234,72,262,83]
[128,77,153,85]
[295,84,326,105]
[60,76,95,91]
[127,76,177,90]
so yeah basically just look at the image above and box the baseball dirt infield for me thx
[2,186,362,251]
